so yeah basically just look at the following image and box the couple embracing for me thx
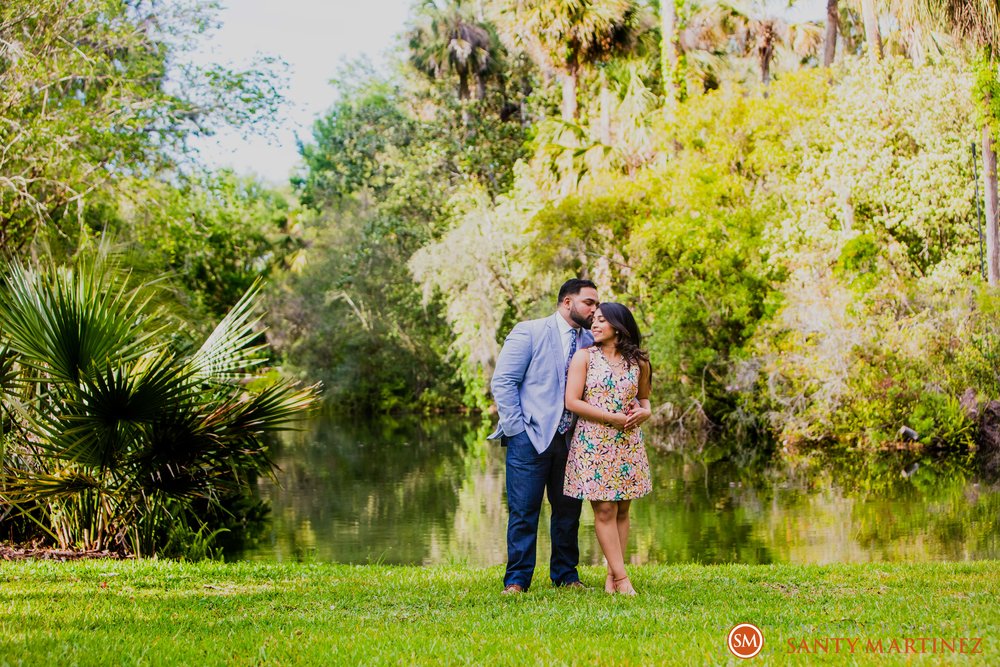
[489,279,653,596]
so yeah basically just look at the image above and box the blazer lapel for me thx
[547,315,566,391]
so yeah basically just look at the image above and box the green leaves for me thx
[189,278,267,382]
[0,259,161,386]
[0,1,284,255]
[0,256,318,554]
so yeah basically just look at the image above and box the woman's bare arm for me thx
[565,349,628,429]
[624,359,652,430]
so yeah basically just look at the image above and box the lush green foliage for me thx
[0,0,281,256]
[409,46,993,466]
[750,57,985,454]
[2,560,999,664]
[0,258,317,556]
[0,1,319,554]
[5,0,1000,494]
[121,171,303,322]
[268,62,529,412]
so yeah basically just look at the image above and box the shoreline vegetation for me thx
[6,0,1000,567]
[1,560,998,664]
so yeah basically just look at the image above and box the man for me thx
[489,278,599,593]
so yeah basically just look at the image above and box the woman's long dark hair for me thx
[598,302,650,374]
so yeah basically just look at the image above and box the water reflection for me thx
[234,413,1000,566]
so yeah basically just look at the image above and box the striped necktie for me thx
[556,329,578,434]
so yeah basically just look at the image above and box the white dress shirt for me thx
[554,312,581,361]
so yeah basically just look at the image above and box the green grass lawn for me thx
[1,560,997,665]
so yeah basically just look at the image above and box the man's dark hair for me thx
[557,278,597,304]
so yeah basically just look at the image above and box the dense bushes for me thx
[406,55,992,468]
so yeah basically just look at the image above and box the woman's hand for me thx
[623,404,652,430]
[605,412,629,430]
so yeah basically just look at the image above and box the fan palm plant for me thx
[489,0,644,121]
[407,0,503,101]
[0,257,318,556]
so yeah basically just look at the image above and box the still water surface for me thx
[236,412,1000,565]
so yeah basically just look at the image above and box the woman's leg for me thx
[616,499,632,560]
[605,499,632,592]
[613,500,635,594]
[591,500,626,591]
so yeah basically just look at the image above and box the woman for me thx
[563,302,652,595]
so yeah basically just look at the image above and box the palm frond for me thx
[27,351,199,469]
[188,278,267,382]
[1,257,317,555]
[0,259,163,385]
[0,343,16,395]
[900,0,1000,50]
[0,467,102,501]
[206,382,320,438]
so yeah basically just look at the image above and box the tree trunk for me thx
[458,71,470,100]
[861,0,882,62]
[560,68,578,122]
[823,0,838,67]
[599,69,611,145]
[757,22,775,87]
[983,121,1000,285]
[907,26,924,66]
[476,73,487,100]
[661,0,678,103]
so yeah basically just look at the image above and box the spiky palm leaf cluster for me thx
[0,258,317,555]
[894,0,1000,49]
[407,0,503,100]
[491,0,640,75]
[680,0,824,89]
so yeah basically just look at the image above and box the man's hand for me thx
[623,403,651,430]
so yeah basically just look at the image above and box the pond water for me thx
[234,412,1000,566]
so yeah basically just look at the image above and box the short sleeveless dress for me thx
[563,348,652,501]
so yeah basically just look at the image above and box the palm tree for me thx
[679,1,823,89]
[661,0,680,102]
[825,0,840,66]
[860,0,884,60]
[0,257,318,555]
[407,0,502,101]
[893,0,1000,284]
[489,0,642,121]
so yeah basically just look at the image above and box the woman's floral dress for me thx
[564,347,652,501]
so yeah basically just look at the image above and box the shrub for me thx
[0,257,318,556]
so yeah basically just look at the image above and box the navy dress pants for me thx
[503,430,583,590]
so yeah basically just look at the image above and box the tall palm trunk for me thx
[861,0,882,61]
[757,21,775,87]
[561,65,578,121]
[823,0,838,66]
[458,71,470,100]
[599,69,612,144]
[661,0,678,103]
[984,121,1000,285]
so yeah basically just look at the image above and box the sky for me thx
[189,0,825,186]
[188,0,412,185]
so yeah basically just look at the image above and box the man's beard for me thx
[569,305,593,329]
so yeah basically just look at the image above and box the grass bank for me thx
[1,560,998,665]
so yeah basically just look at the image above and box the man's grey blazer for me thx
[488,312,594,453]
